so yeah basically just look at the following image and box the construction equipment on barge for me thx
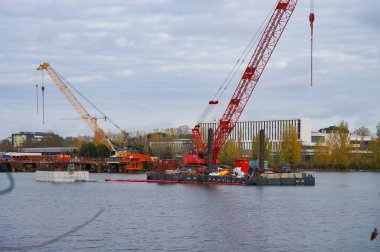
[143,0,316,185]
[105,172,315,186]
[147,172,315,186]
[185,0,300,166]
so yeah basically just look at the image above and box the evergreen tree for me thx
[79,142,108,157]
[97,144,111,157]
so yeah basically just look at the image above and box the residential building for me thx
[11,132,59,148]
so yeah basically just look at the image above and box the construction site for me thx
[1,0,317,186]
[4,1,380,251]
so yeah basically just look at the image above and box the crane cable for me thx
[35,70,38,114]
[41,70,45,125]
[197,1,277,124]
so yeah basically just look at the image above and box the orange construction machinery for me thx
[36,62,154,172]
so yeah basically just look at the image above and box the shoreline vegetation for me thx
[290,165,380,173]
[1,121,380,173]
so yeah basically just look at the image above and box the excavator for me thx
[36,62,154,172]
[185,0,301,167]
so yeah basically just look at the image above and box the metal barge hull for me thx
[146,173,315,186]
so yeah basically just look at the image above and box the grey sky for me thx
[1,0,379,139]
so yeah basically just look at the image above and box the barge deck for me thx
[105,172,315,186]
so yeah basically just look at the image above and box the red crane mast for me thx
[192,0,298,163]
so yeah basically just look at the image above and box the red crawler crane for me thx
[186,0,299,165]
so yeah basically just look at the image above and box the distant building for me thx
[349,134,372,153]
[149,139,193,158]
[308,131,373,151]
[200,117,312,150]
[19,147,77,155]
[11,131,59,148]
[298,131,374,162]
[149,118,375,163]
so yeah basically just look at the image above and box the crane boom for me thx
[191,0,298,163]
[36,62,116,153]
[212,0,297,161]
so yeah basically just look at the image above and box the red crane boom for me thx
[192,0,298,163]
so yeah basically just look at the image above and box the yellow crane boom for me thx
[36,62,116,154]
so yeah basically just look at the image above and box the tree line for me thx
[2,122,380,171]
[0,125,193,159]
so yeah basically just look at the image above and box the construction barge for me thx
[105,172,315,186]
[146,172,315,186]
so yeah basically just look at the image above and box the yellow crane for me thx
[37,62,118,156]
[36,62,154,172]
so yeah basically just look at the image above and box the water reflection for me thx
[0,171,104,251]
[0,166,14,195]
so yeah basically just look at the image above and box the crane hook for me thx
[41,71,45,125]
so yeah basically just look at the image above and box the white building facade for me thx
[200,118,312,150]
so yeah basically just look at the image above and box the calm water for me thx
[0,172,379,251]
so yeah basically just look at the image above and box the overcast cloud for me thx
[0,0,379,139]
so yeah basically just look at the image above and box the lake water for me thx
[0,172,379,251]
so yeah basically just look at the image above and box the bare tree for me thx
[175,125,192,138]
[353,126,371,136]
